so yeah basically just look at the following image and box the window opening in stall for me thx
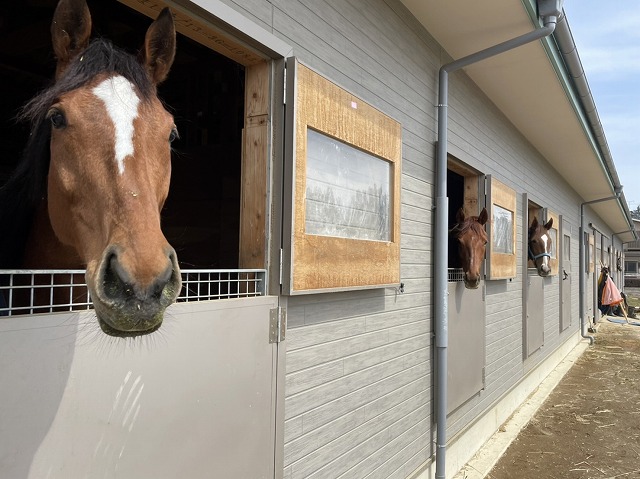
[527,201,542,270]
[0,1,269,315]
[447,158,482,283]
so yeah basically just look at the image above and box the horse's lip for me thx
[87,267,179,337]
[91,294,166,337]
[97,316,162,337]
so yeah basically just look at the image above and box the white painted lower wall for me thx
[410,331,587,479]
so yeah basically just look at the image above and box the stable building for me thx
[0,0,636,478]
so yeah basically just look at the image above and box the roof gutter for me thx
[547,10,637,241]
[434,2,562,477]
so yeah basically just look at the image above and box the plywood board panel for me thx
[289,63,401,292]
[487,176,517,279]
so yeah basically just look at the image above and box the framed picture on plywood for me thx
[282,59,402,294]
[486,176,517,279]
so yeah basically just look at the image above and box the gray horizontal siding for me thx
[271,2,438,472]
[217,0,614,476]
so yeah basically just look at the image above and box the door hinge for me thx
[269,307,287,343]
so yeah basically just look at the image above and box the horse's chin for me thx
[463,279,481,290]
[97,315,163,338]
[91,296,169,338]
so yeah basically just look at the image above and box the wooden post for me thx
[239,61,270,270]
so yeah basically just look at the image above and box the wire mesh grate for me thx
[448,268,465,283]
[178,269,266,302]
[0,269,267,317]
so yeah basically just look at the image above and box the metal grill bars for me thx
[178,269,266,301]
[0,269,267,317]
[448,268,465,283]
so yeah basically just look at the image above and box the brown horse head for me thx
[528,217,553,277]
[450,207,488,289]
[21,0,181,336]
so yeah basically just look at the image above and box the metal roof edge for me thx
[521,0,636,240]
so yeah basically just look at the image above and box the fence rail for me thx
[0,269,267,316]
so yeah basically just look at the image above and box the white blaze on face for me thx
[540,232,550,268]
[92,75,140,175]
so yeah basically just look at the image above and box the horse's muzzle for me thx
[463,273,481,290]
[90,246,181,337]
[537,267,551,277]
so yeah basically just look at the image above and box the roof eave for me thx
[400,0,637,241]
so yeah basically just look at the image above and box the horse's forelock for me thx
[19,38,153,125]
[450,216,486,238]
[11,38,154,198]
[529,223,543,240]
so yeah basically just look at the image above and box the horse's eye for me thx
[47,108,66,129]
[169,127,179,143]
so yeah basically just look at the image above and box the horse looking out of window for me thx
[450,208,489,289]
[0,0,181,336]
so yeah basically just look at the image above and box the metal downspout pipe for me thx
[434,3,561,478]
[578,189,623,345]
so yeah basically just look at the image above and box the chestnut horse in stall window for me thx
[528,217,553,277]
[450,207,489,289]
[0,0,181,336]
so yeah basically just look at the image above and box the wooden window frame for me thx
[486,176,517,279]
[283,61,401,294]
[447,157,481,219]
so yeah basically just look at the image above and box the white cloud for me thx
[576,45,640,76]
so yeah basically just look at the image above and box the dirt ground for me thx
[487,319,640,479]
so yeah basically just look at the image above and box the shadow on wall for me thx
[0,299,280,478]
[0,313,79,478]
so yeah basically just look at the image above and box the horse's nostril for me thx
[100,247,178,303]
[149,263,174,299]
[102,250,133,300]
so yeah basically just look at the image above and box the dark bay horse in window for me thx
[0,0,181,336]
[528,217,553,277]
[450,207,489,289]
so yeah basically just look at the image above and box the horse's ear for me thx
[477,207,489,225]
[530,216,539,229]
[456,208,465,223]
[141,8,176,85]
[544,218,553,230]
[51,0,92,79]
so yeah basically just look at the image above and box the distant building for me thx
[625,218,640,286]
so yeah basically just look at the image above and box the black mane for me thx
[0,38,153,268]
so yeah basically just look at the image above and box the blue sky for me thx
[563,2,640,212]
